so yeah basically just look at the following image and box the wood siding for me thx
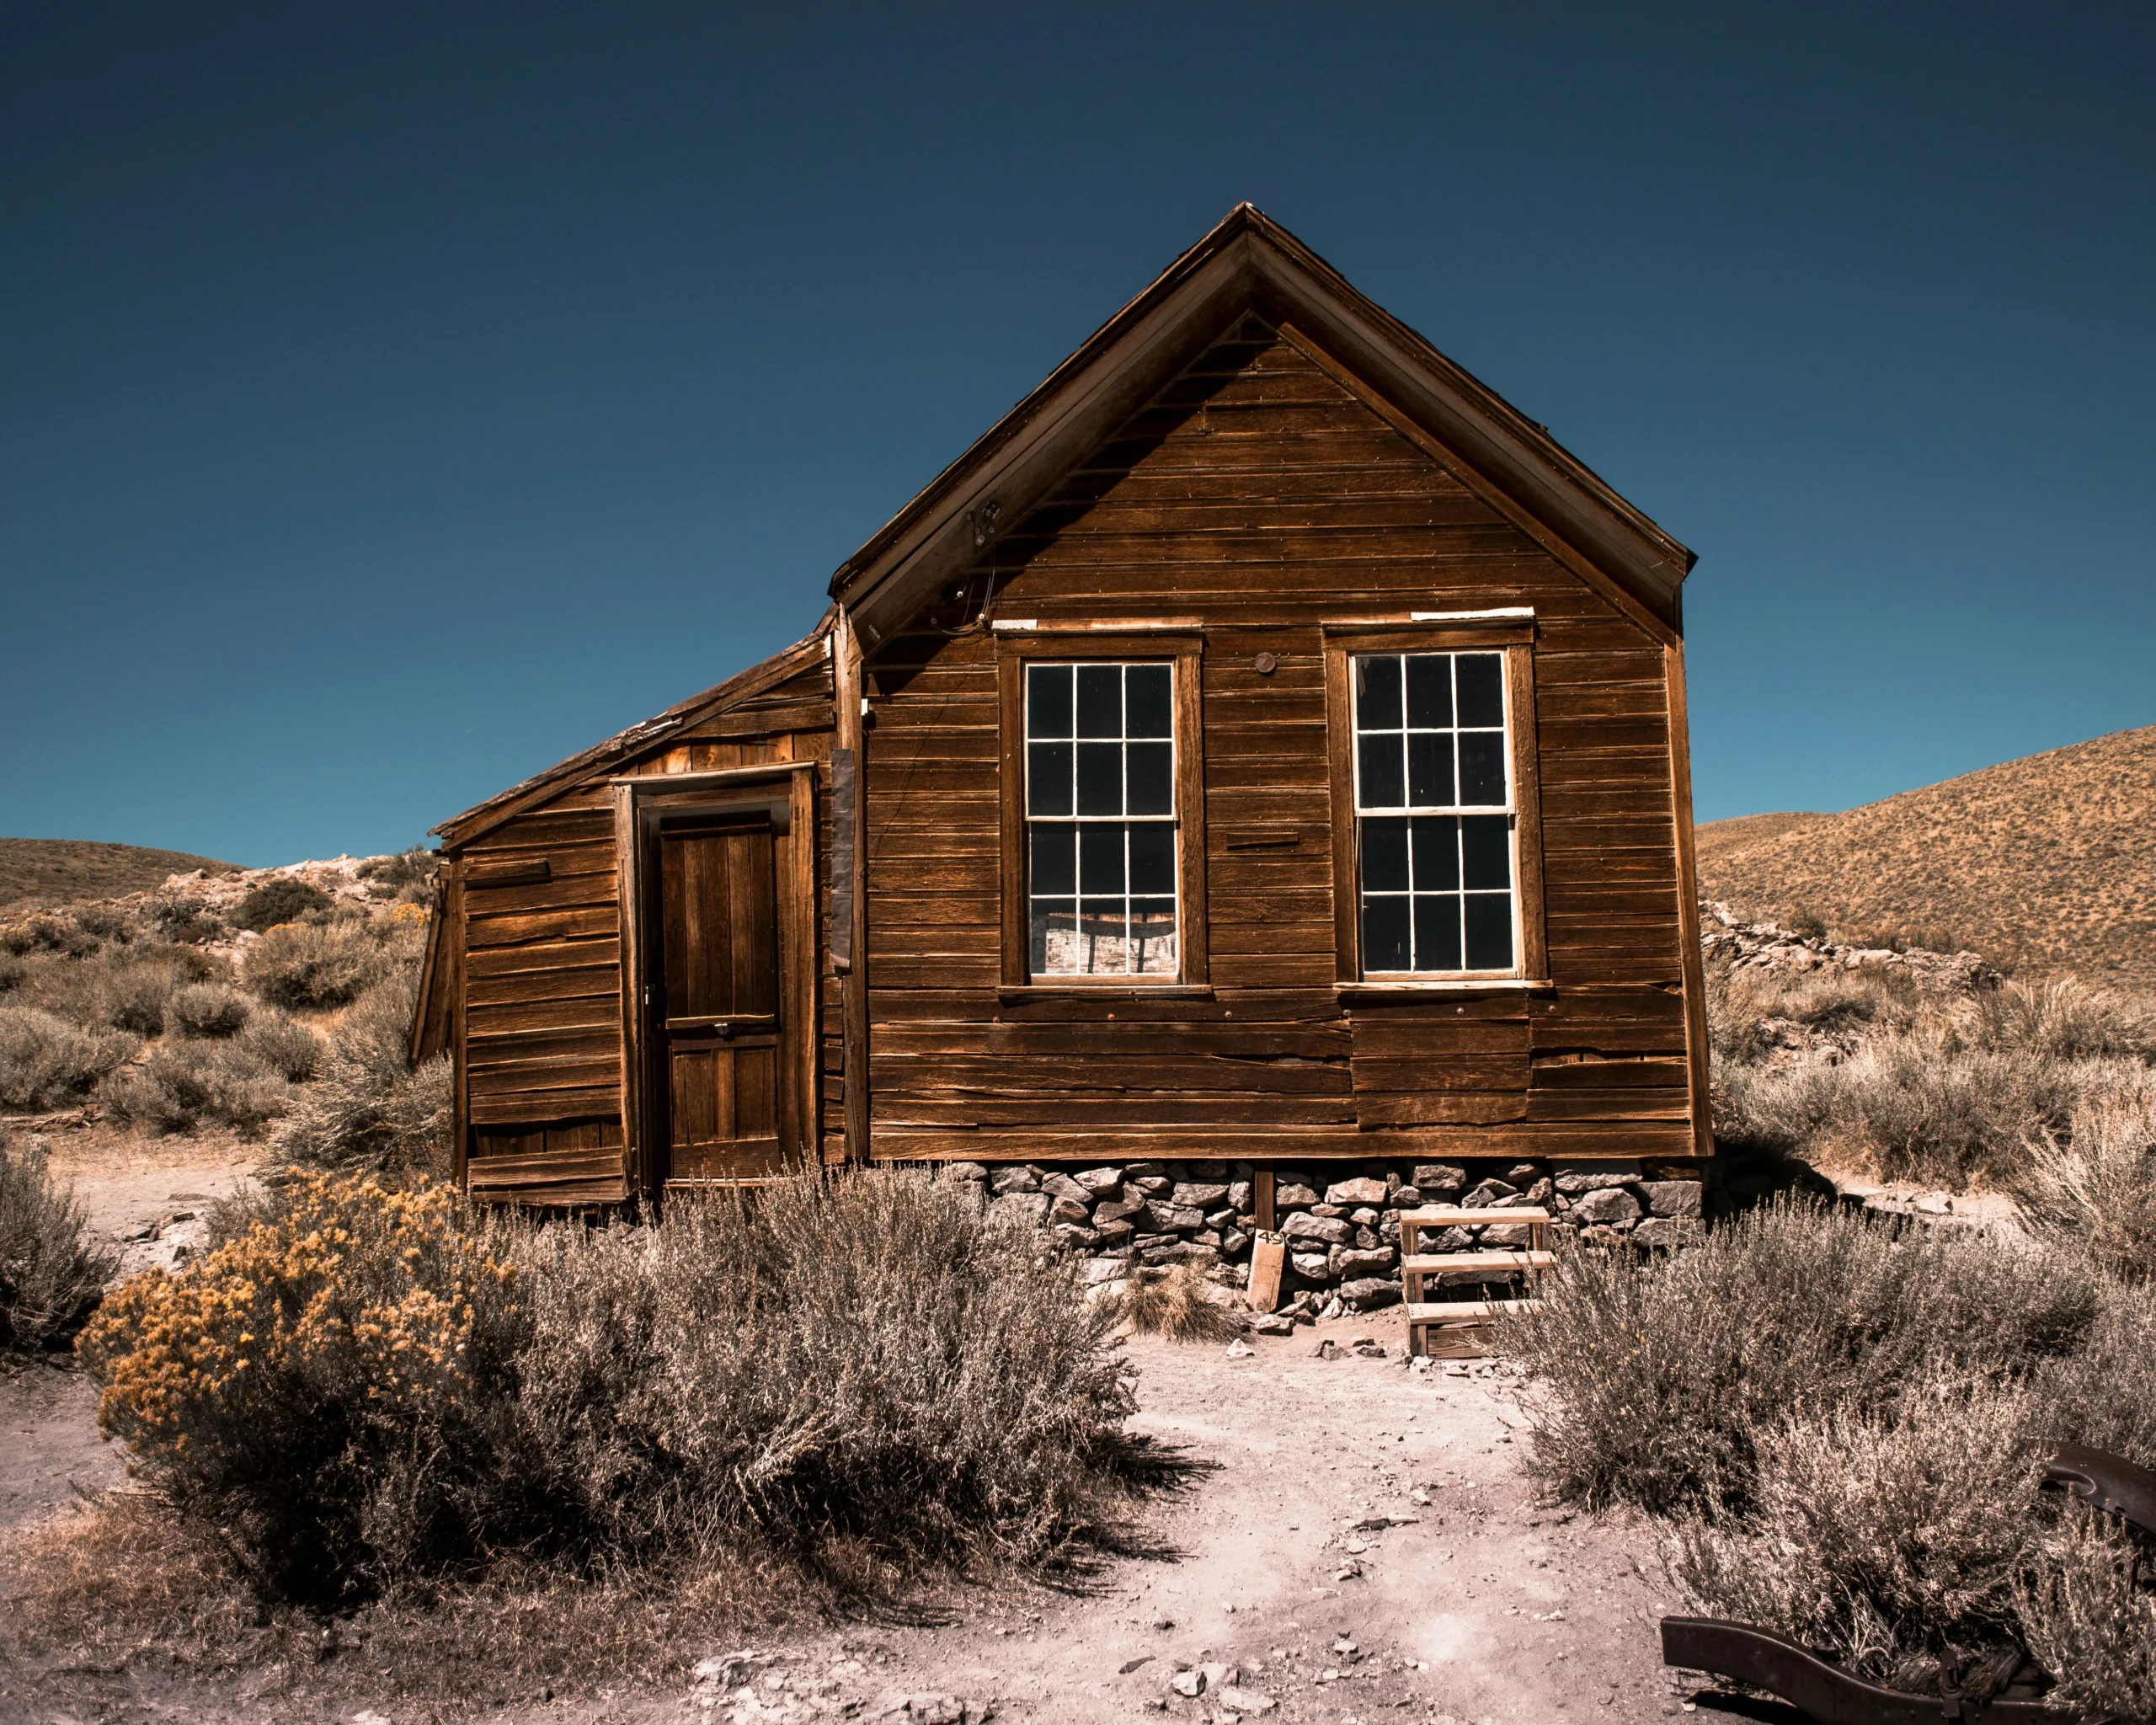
[861,317,1698,1162]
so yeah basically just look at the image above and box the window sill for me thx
[998,983,1214,1002]
[1337,978,1553,1001]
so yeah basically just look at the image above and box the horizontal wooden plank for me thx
[1355,1092,1527,1127]
[1402,1251,1555,1274]
[1400,1206,1552,1226]
[467,1027,619,1071]
[466,994,620,1037]
[468,1056,622,1100]
[469,1083,622,1126]
[872,1051,1352,1095]
[871,1095,1358,1127]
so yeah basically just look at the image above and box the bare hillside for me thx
[1696,724,2156,985]
[0,838,236,909]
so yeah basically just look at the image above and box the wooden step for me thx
[1401,1250,1555,1275]
[1405,1299,1538,1322]
[1398,1206,1551,1227]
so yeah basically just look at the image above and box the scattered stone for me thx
[1314,1338,1341,1360]
[1218,1685,1277,1714]
[1248,1312,1297,1336]
[1120,1657,1153,1674]
[1171,1668,1206,1697]
[1225,1338,1254,1359]
[1338,1276,1402,1311]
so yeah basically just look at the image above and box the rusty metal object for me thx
[2041,1443,2156,1536]
[1661,1618,2083,1723]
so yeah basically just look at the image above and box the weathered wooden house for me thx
[413,205,1710,1220]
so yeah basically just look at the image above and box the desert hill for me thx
[0,838,237,910]
[1695,724,2156,986]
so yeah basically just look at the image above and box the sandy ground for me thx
[0,1130,1695,1725]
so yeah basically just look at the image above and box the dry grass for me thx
[0,1130,116,1350]
[1696,724,2156,988]
[2011,1076,2156,1282]
[270,974,446,1172]
[0,1005,138,1110]
[1108,1266,1245,1342]
[0,838,234,911]
[242,919,384,1009]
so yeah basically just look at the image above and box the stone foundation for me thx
[937,1156,1705,1326]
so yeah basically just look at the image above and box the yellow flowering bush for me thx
[79,1173,527,1599]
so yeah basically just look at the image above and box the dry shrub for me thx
[2012,1076,2156,1282]
[1979,978,2156,1063]
[1109,1265,1245,1342]
[0,1005,137,1109]
[2016,1509,2156,1722]
[96,1039,290,1135]
[243,919,381,1009]
[229,876,333,934]
[79,1169,1141,1607]
[270,975,446,1172]
[0,1130,115,1350]
[0,1493,252,1654]
[168,980,251,1039]
[0,911,99,958]
[240,1009,323,1082]
[12,943,217,1036]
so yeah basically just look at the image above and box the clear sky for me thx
[4,3,2151,865]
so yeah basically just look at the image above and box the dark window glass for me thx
[1125,665,1173,739]
[1412,816,1460,890]
[1129,822,1176,895]
[1360,817,1411,893]
[1464,894,1513,970]
[1406,654,1453,729]
[1078,824,1126,894]
[1362,895,1412,972]
[1029,823,1075,895]
[1075,665,1122,738]
[1027,664,1073,739]
[1416,895,1464,971]
[1129,899,1176,972]
[1407,732,1453,807]
[1455,654,1505,728]
[1126,741,1173,814]
[1358,733,1406,808]
[1356,654,1403,729]
[1459,733,1508,805]
[1027,743,1072,815]
[1075,742,1123,814]
[1461,815,1511,890]
[1080,900,1126,952]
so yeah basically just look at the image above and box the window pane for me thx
[1027,742,1072,815]
[1126,741,1174,814]
[1460,814,1510,890]
[1406,731,1453,808]
[1360,816,1410,892]
[1412,816,1460,890]
[1362,895,1412,972]
[1026,664,1073,739]
[1456,654,1504,728]
[1125,665,1172,739]
[1075,742,1123,814]
[1031,899,1076,974]
[1075,665,1122,738]
[1129,822,1176,895]
[1464,892,1513,970]
[1406,654,1453,729]
[1078,823,1126,893]
[1028,822,1075,895]
[1358,732,1406,808]
[1356,654,1403,731]
[1079,900,1127,970]
[1415,894,1464,972]
[1458,732,1508,805]
[1129,898,1177,974]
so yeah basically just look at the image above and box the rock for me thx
[1388,1184,1422,1209]
[1145,1201,1208,1233]
[1248,1311,1297,1335]
[1339,1276,1403,1311]
[1331,1246,1396,1278]
[1641,1179,1704,1217]
[1093,1195,1145,1226]
[942,1162,989,1183]
[1318,1295,1346,1321]
[1225,1338,1255,1359]
[1289,1251,1335,1281]
[1460,1178,1516,1208]
[1219,1227,1249,1256]
[1051,1223,1097,1251]
[1083,1256,1129,1284]
[988,1191,1050,1229]
[1041,1172,1091,1204]
[1129,1175,1171,1198]
[1172,1181,1230,1209]
[1171,1669,1205,1697]
[1203,1206,1236,1228]
[1275,1182,1319,1208]
[1073,1166,1123,1194]
[909,1696,967,1725]
[1572,1187,1641,1225]
[1412,1162,1467,1194]
[1353,1226,1381,1250]
[1200,1662,1235,1690]
[1049,1194,1091,1225]
[1555,1170,1636,1194]
[1578,1223,1627,1249]
[1503,1162,1543,1187]
[1525,1177,1555,1204]
[1092,1217,1135,1244]
[1635,1215,1704,1251]
[1282,1213,1352,1246]
[1143,1242,1219,1268]
[1194,1229,1224,1249]
[1325,1176,1389,1206]
[1217,1687,1277,1715]
[1225,1179,1252,1210]
[990,1167,1039,1195]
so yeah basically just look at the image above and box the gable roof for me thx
[830,203,1696,651]
[430,617,834,850]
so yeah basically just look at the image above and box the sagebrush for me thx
[0,1131,115,1350]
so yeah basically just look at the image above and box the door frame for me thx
[611,762,820,1198]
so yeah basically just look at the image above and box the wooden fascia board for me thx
[431,625,835,851]
[839,250,1253,652]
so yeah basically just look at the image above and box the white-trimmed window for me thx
[1352,650,1517,974]
[1024,661,1179,975]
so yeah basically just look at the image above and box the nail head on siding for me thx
[1254,652,1278,675]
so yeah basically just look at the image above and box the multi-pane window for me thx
[1353,651,1516,974]
[1026,661,1178,976]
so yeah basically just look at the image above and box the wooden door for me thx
[653,814,787,1181]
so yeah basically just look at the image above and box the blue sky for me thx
[3,3,2150,864]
